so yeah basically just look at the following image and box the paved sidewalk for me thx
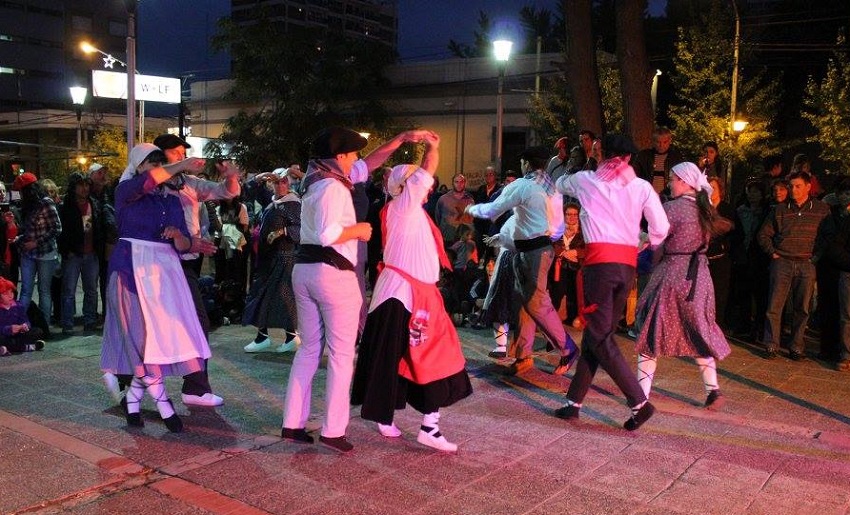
[1,323,849,514]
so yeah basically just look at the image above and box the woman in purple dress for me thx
[634,162,731,411]
[100,144,215,432]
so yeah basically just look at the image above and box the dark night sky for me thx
[134,0,667,116]
[136,0,668,77]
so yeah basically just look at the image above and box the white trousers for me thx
[283,263,362,438]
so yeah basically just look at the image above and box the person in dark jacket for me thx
[58,172,104,335]
[632,126,685,198]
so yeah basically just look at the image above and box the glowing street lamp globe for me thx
[493,39,513,62]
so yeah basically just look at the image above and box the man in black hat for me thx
[152,133,241,407]
[466,146,579,377]
[280,127,433,452]
[554,134,670,431]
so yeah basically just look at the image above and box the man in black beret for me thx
[466,146,580,377]
[281,126,435,452]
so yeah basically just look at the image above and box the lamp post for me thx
[651,69,662,118]
[69,86,87,150]
[728,118,748,195]
[493,39,513,175]
[82,1,138,147]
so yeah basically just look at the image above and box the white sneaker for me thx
[244,336,272,353]
[182,393,224,407]
[275,334,300,353]
[417,426,457,452]
[377,422,402,438]
[102,373,122,402]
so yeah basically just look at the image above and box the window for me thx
[109,20,127,37]
[71,15,93,32]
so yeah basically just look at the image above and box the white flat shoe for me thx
[417,426,457,452]
[182,393,224,407]
[244,337,272,353]
[377,422,402,438]
[275,334,300,353]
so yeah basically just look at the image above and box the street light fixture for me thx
[80,0,137,149]
[732,119,749,133]
[69,86,87,151]
[493,39,513,175]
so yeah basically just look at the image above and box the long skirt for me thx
[480,248,517,326]
[351,299,472,424]
[635,254,731,360]
[242,250,297,331]
[100,271,206,378]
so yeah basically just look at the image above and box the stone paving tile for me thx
[294,490,410,515]
[581,462,679,504]
[416,488,533,515]
[67,484,212,514]
[0,429,113,513]
[649,457,772,514]
[530,484,662,515]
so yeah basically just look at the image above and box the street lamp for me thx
[732,119,749,133]
[727,117,748,196]
[651,69,662,117]
[493,39,513,174]
[69,86,87,150]
[80,0,137,149]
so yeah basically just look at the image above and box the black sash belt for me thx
[514,235,552,253]
[296,244,354,271]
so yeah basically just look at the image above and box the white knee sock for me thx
[141,374,175,419]
[126,377,146,414]
[422,411,440,430]
[637,353,658,400]
[493,323,508,348]
[695,357,719,393]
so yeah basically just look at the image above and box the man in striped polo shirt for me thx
[757,170,829,361]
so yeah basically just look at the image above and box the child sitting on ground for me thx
[0,277,45,356]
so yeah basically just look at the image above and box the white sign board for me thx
[91,70,181,104]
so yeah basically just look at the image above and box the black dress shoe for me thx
[554,404,580,420]
[764,349,778,360]
[789,351,807,362]
[281,427,314,444]
[624,402,655,431]
[163,414,183,433]
[319,435,353,452]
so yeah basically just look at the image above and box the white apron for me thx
[124,238,211,364]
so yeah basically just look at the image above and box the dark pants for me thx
[549,264,580,323]
[180,259,212,396]
[0,327,44,352]
[763,258,815,354]
[566,263,646,408]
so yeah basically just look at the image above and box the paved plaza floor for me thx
[1,321,849,514]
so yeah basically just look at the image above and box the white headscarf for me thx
[671,161,713,197]
[271,167,289,180]
[120,143,161,182]
[387,164,421,197]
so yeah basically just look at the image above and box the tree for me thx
[667,0,782,176]
[615,0,654,149]
[563,0,604,136]
[448,11,492,58]
[803,33,850,172]
[89,126,128,183]
[210,13,397,171]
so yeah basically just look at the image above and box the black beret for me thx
[153,133,191,150]
[311,127,368,159]
[602,134,638,157]
[518,146,551,163]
